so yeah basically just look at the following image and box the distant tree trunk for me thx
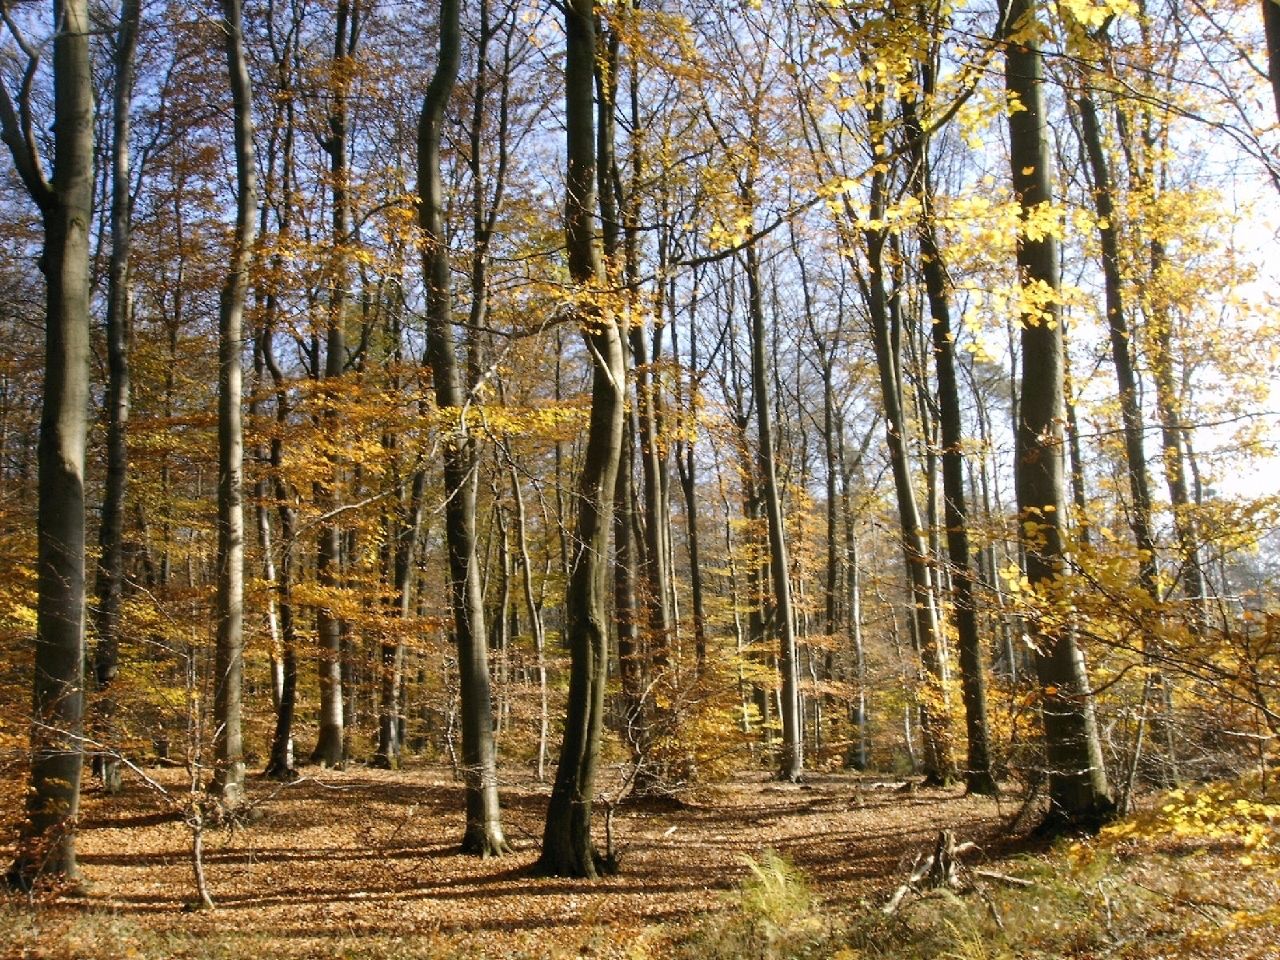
[1076,89,1158,595]
[903,89,996,795]
[1002,0,1112,827]
[744,240,803,782]
[419,0,508,856]
[851,125,955,784]
[92,0,141,797]
[538,0,628,879]
[211,0,255,806]
[1,0,94,890]
[508,462,549,781]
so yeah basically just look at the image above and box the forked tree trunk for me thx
[538,0,628,879]
[419,0,508,856]
[211,0,255,806]
[1,0,94,889]
[1002,0,1112,828]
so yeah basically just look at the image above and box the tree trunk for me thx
[538,0,627,878]
[853,171,956,785]
[1264,0,1280,122]
[92,0,140,797]
[312,0,359,769]
[744,241,803,782]
[1002,0,1112,828]
[1,0,94,889]
[419,0,508,856]
[211,0,255,807]
[904,90,996,795]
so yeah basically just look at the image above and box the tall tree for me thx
[1,0,94,888]
[1001,0,1112,827]
[538,0,629,879]
[312,0,361,768]
[92,0,141,796]
[903,73,996,796]
[211,0,256,805]
[418,0,509,856]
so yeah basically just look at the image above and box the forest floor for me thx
[1,764,1277,959]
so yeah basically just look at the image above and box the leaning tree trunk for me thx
[1002,0,1112,828]
[1,0,94,889]
[538,0,628,879]
[211,0,256,807]
[419,0,508,856]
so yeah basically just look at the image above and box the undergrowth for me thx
[652,774,1280,960]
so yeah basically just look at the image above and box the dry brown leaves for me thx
[2,767,1009,958]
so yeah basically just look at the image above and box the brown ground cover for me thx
[1,766,1012,957]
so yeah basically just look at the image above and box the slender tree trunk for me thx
[312,0,360,769]
[853,178,956,785]
[419,0,508,856]
[904,91,995,795]
[92,0,140,797]
[508,463,549,781]
[2,0,94,889]
[744,241,803,782]
[1002,0,1112,827]
[538,0,627,878]
[211,0,255,806]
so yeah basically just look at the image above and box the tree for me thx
[1,0,94,888]
[1001,0,1112,828]
[210,0,256,806]
[91,0,141,797]
[538,0,628,879]
[418,0,509,856]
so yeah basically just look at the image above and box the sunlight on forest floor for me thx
[1,767,1277,959]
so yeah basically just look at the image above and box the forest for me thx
[1,0,1278,957]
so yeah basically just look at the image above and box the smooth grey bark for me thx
[1,0,94,889]
[259,9,300,780]
[743,240,803,782]
[419,0,508,856]
[848,123,956,784]
[903,90,996,795]
[1002,0,1113,827]
[538,0,627,879]
[211,0,255,806]
[92,0,140,797]
[508,462,550,781]
[311,0,360,769]
[1077,90,1158,595]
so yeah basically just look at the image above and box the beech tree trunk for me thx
[904,89,996,795]
[1,0,94,889]
[419,0,508,856]
[312,0,360,769]
[1002,0,1112,827]
[744,240,803,782]
[538,0,628,879]
[853,141,956,784]
[211,0,255,806]
[92,0,140,797]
